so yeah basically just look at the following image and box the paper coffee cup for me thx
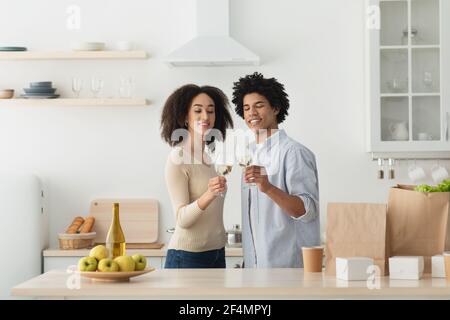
[302,247,324,273]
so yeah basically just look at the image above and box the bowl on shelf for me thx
[58,232,96,250]
[23,82,59,99]
[30,81,52,88]
[0,46,27,51]
[0,89,14,99]
[71,42,105,51]
[116,41,133,51]
[24,87,56,94]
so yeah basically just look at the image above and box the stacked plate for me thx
[21,82,60,99]
[0,47,27,51]
[71,42,105,51]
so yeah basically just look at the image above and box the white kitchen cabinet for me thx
[366,0,450,154]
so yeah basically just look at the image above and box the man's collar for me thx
[255,129,285,152]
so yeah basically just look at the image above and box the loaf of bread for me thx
[65,216,84,234]
[79,216,95,233]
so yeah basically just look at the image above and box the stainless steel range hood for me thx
[164,0,260,67]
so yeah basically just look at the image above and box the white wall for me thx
[0,0,443,247]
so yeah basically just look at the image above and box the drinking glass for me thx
[119,76,134,98]
[206,144,232,197]
[423,71,433,89]
[214,163,232,197]
[91,77,104,98]
[71,78,83,98]
[238,144,257,188]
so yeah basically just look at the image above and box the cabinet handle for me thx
[446,112,449,141]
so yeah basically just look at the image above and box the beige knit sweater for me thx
[165,151,226,252]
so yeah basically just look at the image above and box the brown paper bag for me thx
[387,185,450,273]
[326,203,387,275]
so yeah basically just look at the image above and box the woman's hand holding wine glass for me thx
[207,175,227,198]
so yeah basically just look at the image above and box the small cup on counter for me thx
[302,246,324,272]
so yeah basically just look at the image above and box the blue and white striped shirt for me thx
[241,129,320,268]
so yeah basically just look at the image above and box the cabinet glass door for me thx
[411,0,440,46]
[381,97,409,141]
[377,0,443,148]
[412,48,440,93]
[380,49,408,94]
[380,1,408,46]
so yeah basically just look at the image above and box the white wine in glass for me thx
[239,154,256,187]
[238,155,253,167]
[215,164,232,197]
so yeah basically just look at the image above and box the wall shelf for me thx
[0,51,148,60]
[0,98,149,107]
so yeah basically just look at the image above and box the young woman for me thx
[160,84,234,268]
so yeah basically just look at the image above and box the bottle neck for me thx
[113,211,120,224]
[112,204,120,227]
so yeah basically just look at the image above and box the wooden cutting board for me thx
[90,199,159,245]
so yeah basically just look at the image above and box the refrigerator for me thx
[0,171,48,299]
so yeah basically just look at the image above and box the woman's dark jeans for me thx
[164,247,226,268]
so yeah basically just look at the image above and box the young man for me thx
[232,72,320,268]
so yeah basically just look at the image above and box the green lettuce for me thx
[414,180,450,193]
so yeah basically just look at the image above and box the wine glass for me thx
[214,163,232,197]
[206,143,232,197]
[238,144,256,187]
[91,77,104,98]
[71,78,83,98]
[119,76,134,98]
[423,71,433,90]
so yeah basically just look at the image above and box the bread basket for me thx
[58,232,96,249]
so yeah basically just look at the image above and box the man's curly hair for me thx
[232,72,289,124]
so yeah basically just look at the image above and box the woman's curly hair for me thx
[232,72,290,124]
[160,84,234,146]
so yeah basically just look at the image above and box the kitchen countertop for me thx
[43,246,243,257]
[11,269,450,299]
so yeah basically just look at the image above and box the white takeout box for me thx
[389,256,424,280]
[336,257,374,281]
[432,255,445,278]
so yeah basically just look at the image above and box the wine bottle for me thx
[106,203,126,259]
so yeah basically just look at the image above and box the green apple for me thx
[114,255,136,272]
[78,256,98,272]
[132,254,147,271]
[89,245,109,261]
[97,258,119,272]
